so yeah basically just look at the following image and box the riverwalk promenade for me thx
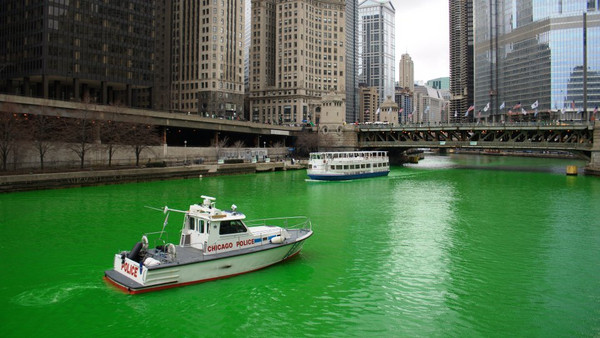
[0,161,305,193]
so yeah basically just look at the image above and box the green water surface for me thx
[1,154,599,337]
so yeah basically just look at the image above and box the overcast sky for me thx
[392,0,450,83]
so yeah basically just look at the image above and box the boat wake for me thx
[12,283,102,307]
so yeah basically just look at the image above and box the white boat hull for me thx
[105,238,307,294]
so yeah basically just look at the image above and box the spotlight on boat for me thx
[231,204,237,213]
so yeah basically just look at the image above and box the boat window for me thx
[199,220,205,233]
[219,220,248,235]
[188,217,195,231]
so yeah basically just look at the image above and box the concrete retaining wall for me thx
[5,143,289,170]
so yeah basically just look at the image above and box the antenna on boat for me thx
[201,195,216,208]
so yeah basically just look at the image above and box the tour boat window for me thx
[219,220,247,235]
[199,220,205,233]
[343,165,349,170]
[188,217,195,231]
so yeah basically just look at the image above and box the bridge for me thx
[0,94,303,146]
[356,121,600,173]
[358,122,595,156]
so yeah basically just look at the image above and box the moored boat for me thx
[104,195,313,294]
[307,150,390,181]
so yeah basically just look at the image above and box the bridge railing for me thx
[358,121,593,130]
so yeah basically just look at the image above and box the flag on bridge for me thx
[531,100,538,109]
[522,108,527,115]
[464,105,474,116]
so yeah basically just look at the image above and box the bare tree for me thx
[63,113,96,169]
[122,123,161,166]
[232,140,245,159]
[30,114,62,170]
[0,111,25,171]
[294,131,319,156]
[99,120,128,167]
[211,136,229,161]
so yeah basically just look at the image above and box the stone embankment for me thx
[0,161,306,193]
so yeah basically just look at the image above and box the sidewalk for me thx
[0,161,306,193]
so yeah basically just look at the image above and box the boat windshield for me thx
[219,220,247,235]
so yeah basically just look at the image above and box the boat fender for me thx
[144,257,161,267]
[167,243,176,256]
[127,242,143,262]
[141,235,149,250]
[270,236,284,244]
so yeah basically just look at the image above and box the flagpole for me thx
[583,12,588,121]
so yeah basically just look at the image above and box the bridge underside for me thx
[359,124,594,159]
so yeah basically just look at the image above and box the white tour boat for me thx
[104,195,313,294]
[307,150,390,181]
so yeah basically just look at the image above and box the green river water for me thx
[1,154,599,337]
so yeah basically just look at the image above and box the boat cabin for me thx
[178,196,283,255]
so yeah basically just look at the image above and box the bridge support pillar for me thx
[585,121,600,176]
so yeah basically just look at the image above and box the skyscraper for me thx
[171,0,245,118]
[449,0,473,122]
[249,0,346,125]
[358,0,395,107]
[0,0,155,108]
[345,0,359,123]
[474,0,600,121]
[398,53,414,92]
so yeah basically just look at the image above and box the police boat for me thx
[104,195,313,294]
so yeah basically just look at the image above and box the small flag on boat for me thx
[513,102,521,110]
[483,102,490,112]
[499,101,505,110]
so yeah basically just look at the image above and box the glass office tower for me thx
[474,0,600,121]
[0,0,156,108]
[358,0,395,107]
